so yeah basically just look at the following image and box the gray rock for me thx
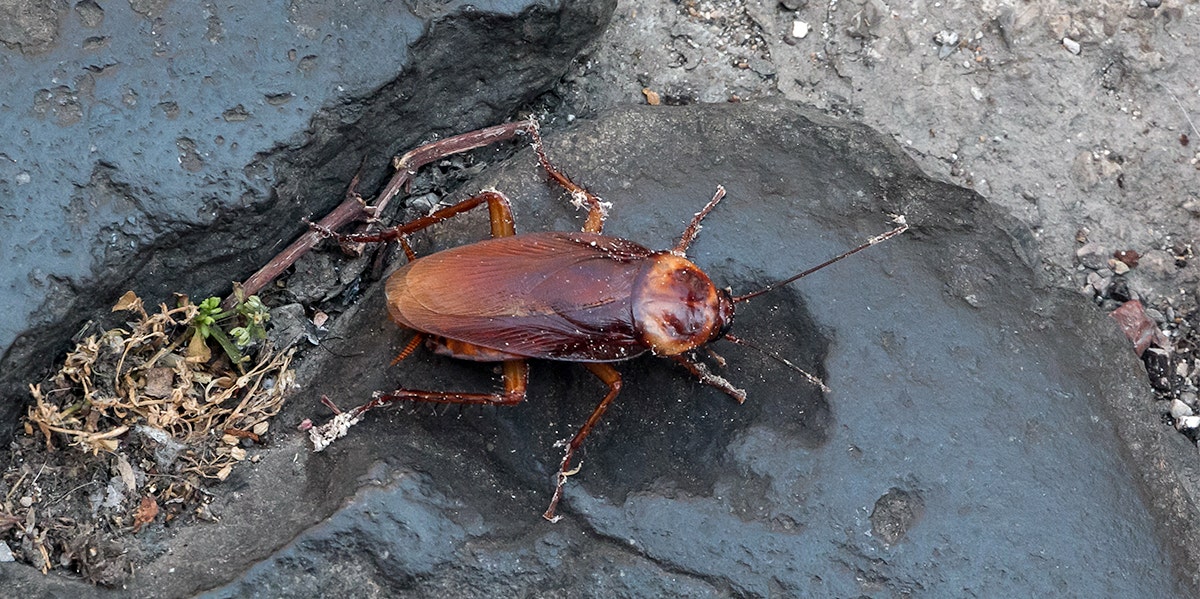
[155,102,1187,596]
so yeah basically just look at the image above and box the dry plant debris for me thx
[0,291,294,585]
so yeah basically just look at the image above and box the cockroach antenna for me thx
[732,215,908,304]
[722,333,831,393]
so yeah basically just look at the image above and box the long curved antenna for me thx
[733,216,908,304]
[723,333,831,393]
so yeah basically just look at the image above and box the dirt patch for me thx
[0,292,292,585]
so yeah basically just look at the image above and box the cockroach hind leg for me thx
[308,408,365,452]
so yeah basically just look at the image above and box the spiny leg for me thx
[670,354,746,404]
[311,189,517,245]
[543,363,622,522]
[672,185,728,256]
[390,333,425,366]
[309,358,528,452]
[525,120,609,234]
[370,359,528,409]
[232,121,536,307]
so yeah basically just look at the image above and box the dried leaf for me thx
[143,367,175,399]
[186,330,211,363]
[215,464,232,481]
[132,496,158,533]
[116,454,136,492]
[111,291,143,313]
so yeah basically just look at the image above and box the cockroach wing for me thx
[386,231,653,362]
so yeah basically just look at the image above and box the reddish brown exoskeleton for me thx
[308,120,907,521]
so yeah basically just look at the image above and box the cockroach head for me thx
[633,254,734,356]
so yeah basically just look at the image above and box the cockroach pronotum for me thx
[308,120,907,522]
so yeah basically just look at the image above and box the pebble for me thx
[934,30,959,60]
[0,541,13,562]
[1113,249,1140,268]
[1062,37,1081,55]
[792,21,809,39]
[1170,399,1193,420]
[1178,415,1200,430]
[1075,242,1109,269]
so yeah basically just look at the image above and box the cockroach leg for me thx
[390,333,425,366]
[397,235,417,262]
[525,120,610,234]
[314,190,516,245]
[308,360,529,452]
[670,354,747,404]
[704,346,728,368]
[672,185,727,256]
[543,362,623,522]
[371,358,528,409]
[229,121,534,308]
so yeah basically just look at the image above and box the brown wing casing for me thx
[385,231,653,362]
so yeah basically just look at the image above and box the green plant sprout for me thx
[188,290,270,368]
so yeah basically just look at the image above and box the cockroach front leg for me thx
[543,363,623,522]
[670,354,747,404]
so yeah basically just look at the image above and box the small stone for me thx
[1062,37,1081,55]
[1086,271,1110,294]
[1113,249,1140,268]
[1177,415,1200,430]
[0,541,13,562]
[1143,0,1162,7]
[19,496,32,508]
[934,30,959,46]
[1169,399,1193,420]
[1110,259,1130,275]
[791,21,809,39]
[934,30,959,60]
[1075,242,1109,269]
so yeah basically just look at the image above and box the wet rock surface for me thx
[0,0,614,442]
[38,102,1179,596]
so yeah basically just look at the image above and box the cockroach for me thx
[309,121,907,521]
